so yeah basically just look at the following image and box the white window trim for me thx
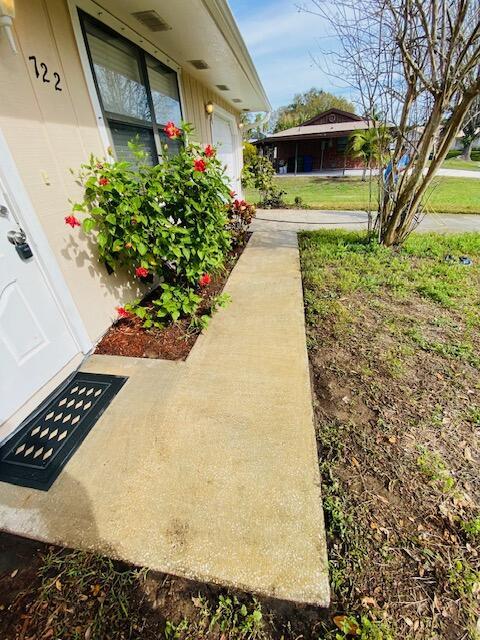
[67,0,184,159]
[0,130,92,355]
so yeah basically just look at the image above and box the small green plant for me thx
[209,595,263,639]
[460,516,480,540]
[467,406,480,426]
[165,619,190,639]
[417,447,456,493]
[163,594,264,640]
[241,154,285,208]
[332,614,395,639]
[448,558,480,599]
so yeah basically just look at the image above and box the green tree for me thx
[273,88,355,132]
[349,125,390,181]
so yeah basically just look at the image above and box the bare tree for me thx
[306,0,480,246]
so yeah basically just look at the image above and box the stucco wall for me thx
[0,0,241,345]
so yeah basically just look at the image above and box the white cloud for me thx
[232,0,346,108]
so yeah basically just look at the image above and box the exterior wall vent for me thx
[189,59,210,70]
[131,11,172,32]
[216,84,230,91]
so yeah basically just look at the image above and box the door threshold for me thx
[0,353,86,445]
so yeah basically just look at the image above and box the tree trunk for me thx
[460,139,474,161]
[361,165,367,181]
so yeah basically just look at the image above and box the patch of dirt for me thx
[308,285,480,639]
[0,533,329,640]
[95,236,250,361]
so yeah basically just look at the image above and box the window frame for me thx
[78,10,183,164]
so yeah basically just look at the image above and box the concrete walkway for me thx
[0,232,330,606]
[251,209,480,233]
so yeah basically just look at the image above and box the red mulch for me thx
[95,236,250,361]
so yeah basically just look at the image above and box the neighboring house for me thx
[257,108,372,173]
[0,0,270,438]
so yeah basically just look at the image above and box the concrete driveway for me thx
[251,209,480,233]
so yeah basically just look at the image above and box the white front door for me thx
[212,111,240,194]
[0,178,80,425]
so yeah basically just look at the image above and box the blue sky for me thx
[229,0,351,110]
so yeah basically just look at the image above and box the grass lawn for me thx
[244,176,480,214]
[442,157,480,172]
[300,230,480,639]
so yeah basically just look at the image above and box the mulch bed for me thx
[95,235,250,361]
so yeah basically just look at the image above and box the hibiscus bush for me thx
[69,122,234,326]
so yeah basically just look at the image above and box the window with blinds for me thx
[81,13,183,165]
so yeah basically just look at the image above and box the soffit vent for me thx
[131,10,172,32]
[232,98,242,103]
[189,59,210,70]
[216,84,230,91]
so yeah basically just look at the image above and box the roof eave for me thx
[202,0,271,112]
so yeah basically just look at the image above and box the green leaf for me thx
[97,231,108,248]
[82,218,96,233]
[112,239,123,252]
[106,213,116,225]
[137,242,148,256]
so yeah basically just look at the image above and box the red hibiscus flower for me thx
[204,144,215,157]
[164,121,181,139]
[135,266,149,278]
[230,190,236,198]
[199,273,211,287]
[99,177,109,186]
[194,158,207,172]
[116,307,132,319]
[65,215,81,228]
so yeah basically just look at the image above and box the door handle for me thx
[7,229,27,246]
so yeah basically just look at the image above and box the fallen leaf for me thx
[91,584,101,597]
[464,446,473,462]
[85,626,92,640]
[192,596,203,608]
[10,569,18,578]
[55,579,62,592]
[333,615,359,635]
[361,596,378,608]
[404,617,413,627]
[387,435,397,444]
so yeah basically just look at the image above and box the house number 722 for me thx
[28,55,62,91]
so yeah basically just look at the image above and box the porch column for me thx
[294,142,298,175]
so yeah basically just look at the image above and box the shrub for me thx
[241,153,285,208]
[69,123,234,326]
[227,197,256,246]
[242,141,258,165]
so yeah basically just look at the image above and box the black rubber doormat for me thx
[0,373,127,491]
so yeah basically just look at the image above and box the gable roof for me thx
[300,108,363,126]
[262,119,371,143]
